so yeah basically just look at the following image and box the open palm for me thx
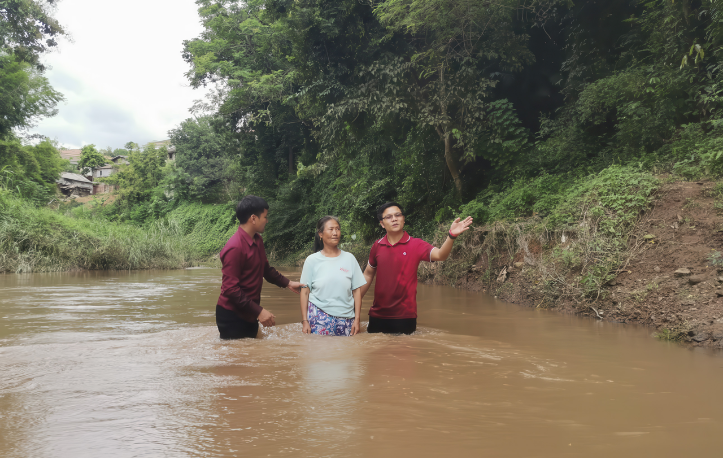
[450,216,473,237]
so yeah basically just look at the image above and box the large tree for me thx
[183,0,394,177]
[168,116,241,201]
[0,0,65,183]
[321,0,559,194]
[78,144,107,175]
[1,0,65,69]
[104,144,168,205]
[0,54,63,136]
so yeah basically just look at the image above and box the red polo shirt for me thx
[217,227,290,322]
[368,232,434,319]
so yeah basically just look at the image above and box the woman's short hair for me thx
[376,201,404,221]
[314,216,341,252]
[236,195,269,224]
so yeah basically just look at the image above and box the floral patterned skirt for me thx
[308,302,355,336]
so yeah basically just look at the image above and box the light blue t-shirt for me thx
[300,250,367,319]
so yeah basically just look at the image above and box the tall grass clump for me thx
[163,202,238,257]
[0,193,194,273]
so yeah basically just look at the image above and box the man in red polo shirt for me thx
[360,202,473,334]
[216,195,304,339]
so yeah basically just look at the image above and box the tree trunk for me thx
[436,66,462,195]
[436,127,463,194]
[288,145,294,174]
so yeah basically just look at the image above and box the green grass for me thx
[422,164,660,305]
[0,163,661,279]
[654,326,689,342]
[630,282,659,303]
[0,191,196,272]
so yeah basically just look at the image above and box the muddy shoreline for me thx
[423,180,723,348]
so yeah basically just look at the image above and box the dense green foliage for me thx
[423,164,660,306]
[12,0,723,274]
[103,144,168,210]
[0,138,66,204]
[172,0,710,257]
[172,0,560,254]
[0,53,63,136]
[0,0,65,211]
[167,117,242,202]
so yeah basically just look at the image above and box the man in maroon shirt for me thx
[359,202,473,334]
[216,195,304,339]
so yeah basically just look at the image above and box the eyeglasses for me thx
[382,212,403,221]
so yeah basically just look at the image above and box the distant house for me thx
[90,165,117,195]
[145,140,176,161]
[146,140,171,149]
[92,164,115,180]
[57,172,93,196]
[93,182,116,194]
[59,149,82,165]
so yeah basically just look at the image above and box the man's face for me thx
[251,209,269,233]
[380,206,404,232]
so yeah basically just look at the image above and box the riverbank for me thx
[0,189,248,273]
[421,178,723,348]
[0,192,195,272]
[7,167,723,349]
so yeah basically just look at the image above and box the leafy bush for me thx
[461,165,657,228]
[548,165,658,231]
[669,122,723,179]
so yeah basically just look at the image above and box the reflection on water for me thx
[1,269,722,457]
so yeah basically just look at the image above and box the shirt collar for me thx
[378,231,411,246]
[237,227,259,246]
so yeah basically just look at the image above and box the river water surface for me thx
[1,268,722,457]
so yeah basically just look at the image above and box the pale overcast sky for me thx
[31,0,205,150]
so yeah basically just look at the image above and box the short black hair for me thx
[236,195,269,224]
[377,201,404,221]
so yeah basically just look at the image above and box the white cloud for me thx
[32,0,205,149]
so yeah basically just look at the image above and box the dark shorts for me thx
[216,304,259,339]
[367,316,417,335]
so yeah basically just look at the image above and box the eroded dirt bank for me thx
[422,180,723,348]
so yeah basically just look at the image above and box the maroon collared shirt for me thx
[217,227,290,322]
[367,231,434,319]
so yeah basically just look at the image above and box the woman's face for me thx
[320,220,341,248]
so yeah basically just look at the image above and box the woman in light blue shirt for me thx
[300,216,366,336]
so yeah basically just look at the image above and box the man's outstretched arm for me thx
[263,260,305,293]
[431,216,473,262]
[359,264,376,299]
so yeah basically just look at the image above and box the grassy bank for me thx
[419,165,660,308]
[415,165,723,348]
[8,161,723,349]
[1,163,659,279]
[0,188,369,274]
[0,192,234,273]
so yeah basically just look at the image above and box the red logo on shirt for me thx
[340,267,350,273]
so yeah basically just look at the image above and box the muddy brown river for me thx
[1,268,722,457]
